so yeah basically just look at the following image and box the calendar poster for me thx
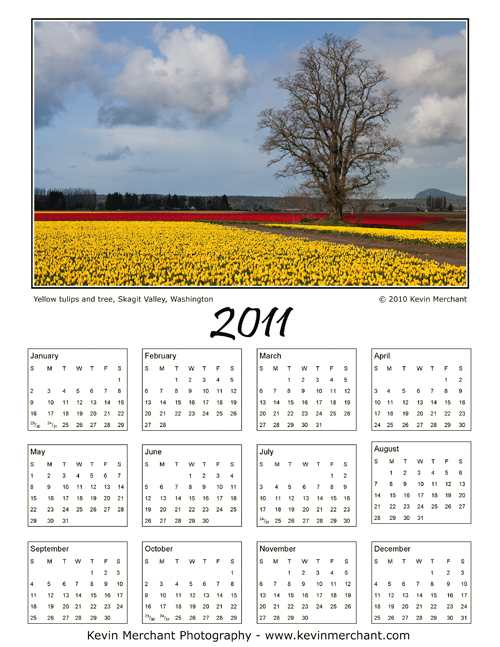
[2,10,498,647]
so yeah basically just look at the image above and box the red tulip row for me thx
[34,211,326,223]
[342,214,445,228]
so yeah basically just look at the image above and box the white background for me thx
[2,3,498,647]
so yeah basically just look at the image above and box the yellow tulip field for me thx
[34,221,466,287]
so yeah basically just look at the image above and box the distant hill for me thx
[228,195,285,211]
[414,188,466,201]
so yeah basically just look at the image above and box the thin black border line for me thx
[31,18,469,289]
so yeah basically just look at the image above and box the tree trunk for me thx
[328,203,343,223]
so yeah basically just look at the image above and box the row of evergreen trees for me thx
[35,188,97,211]
[425,195,454,211]
[104,192,232,211]
[34,188,232,211]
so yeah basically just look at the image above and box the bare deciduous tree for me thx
[344,183,383,225]
[281,184,325,221]
[258,34,403,222]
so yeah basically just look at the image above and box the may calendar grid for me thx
[28,444,128,527]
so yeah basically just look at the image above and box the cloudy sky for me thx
[33,20,467,199]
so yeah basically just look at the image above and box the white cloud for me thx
[95,146,132,162]
[34,21,125,128]
[34,167,55,175]
[395,157,431,170]
[384,47,465,99]
[100,25,252,127]
[407,95,466,146]
[127,165,178,173]
[445,155,467,169]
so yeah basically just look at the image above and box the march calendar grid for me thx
[257,348,357,431]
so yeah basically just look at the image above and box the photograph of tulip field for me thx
[33,20,467,287]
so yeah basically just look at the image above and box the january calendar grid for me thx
[28,348,128,431]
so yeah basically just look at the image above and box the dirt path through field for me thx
[217,222,467,267]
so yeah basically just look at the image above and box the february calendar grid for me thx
[142,349,242,431]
